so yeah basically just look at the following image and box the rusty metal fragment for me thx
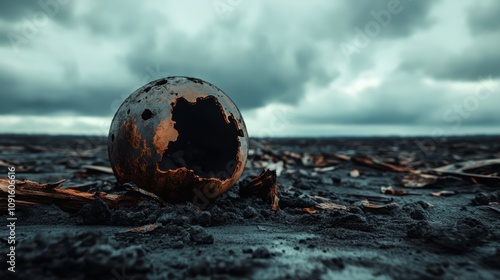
[239,169,280,212]
[108,77,249,203]
[0,178,147,212]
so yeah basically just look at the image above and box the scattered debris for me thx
[380,186,408,196]
[431,191,456,197]
[315,202,349,211]
[349,169,360,178]
[239,169,280,213]
[302,207,319,214]
[420,201,435,208]
[402,173,439,188]
[80,165,114,174]
[310,195,331,202]
[360,200,399,213]
[0,160,12,167]
[2,135,500,279]
[123,182,167,206]
[121,223,158,234]
[0,178,148,212]
[314,166,337,172]
[301,153,339,167]
[351,154,414,173]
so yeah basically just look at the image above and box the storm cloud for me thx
[1,0,499,136]
[400,0,500,82]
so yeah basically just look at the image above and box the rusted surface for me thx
[108,76,249,203]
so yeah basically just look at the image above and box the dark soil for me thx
[1,135,500,279]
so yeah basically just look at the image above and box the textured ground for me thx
[1,135,500,279]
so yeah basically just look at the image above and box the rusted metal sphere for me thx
[108,77,248,203]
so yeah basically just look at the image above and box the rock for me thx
[252,247,271,259]
[190,226,214,245]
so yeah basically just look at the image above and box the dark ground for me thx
[1,135,500,280]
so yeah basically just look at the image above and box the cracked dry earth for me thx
[1,135,500,279]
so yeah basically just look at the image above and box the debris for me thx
[301,153,339,167]
[25,145,50,153]
[122,182,167,206]
[402,173,439,188]
[309,195,331,202]
[432,159,500,186]
[0,145,24,151]
[121,224,158,234]
[239,169,280,213]
[282,150,302,161]
[38,179,67,189]
[360,200,399,213]
[0,160,12,167]
[420,201,435,208]
[313,166,337,172]
[330,153,351,161]
[435,158,500,175]
[108,76,249,203]
[302,207,319,215]
[315,202,349,211]
[380,186,408,196]
[266,161,284,176]
[431,191,456,197]
[80,165,114,174]
[190,225,214,244]
[349,169,360,178]
[0,178,149,212]
[351,154,414,172]
[348,194,395,204]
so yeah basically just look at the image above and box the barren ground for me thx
[1,135,500,279]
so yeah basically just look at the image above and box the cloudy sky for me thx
[1,0,499,136]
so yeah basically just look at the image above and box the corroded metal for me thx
[108,77,248,203]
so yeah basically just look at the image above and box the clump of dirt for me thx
[12,231,150,280]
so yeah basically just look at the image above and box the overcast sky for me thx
[1,0,499,136]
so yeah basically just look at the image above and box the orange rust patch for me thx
[176,86,208,103]
[153,117,179,154]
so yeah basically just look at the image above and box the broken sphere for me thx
[108,77,248,203]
